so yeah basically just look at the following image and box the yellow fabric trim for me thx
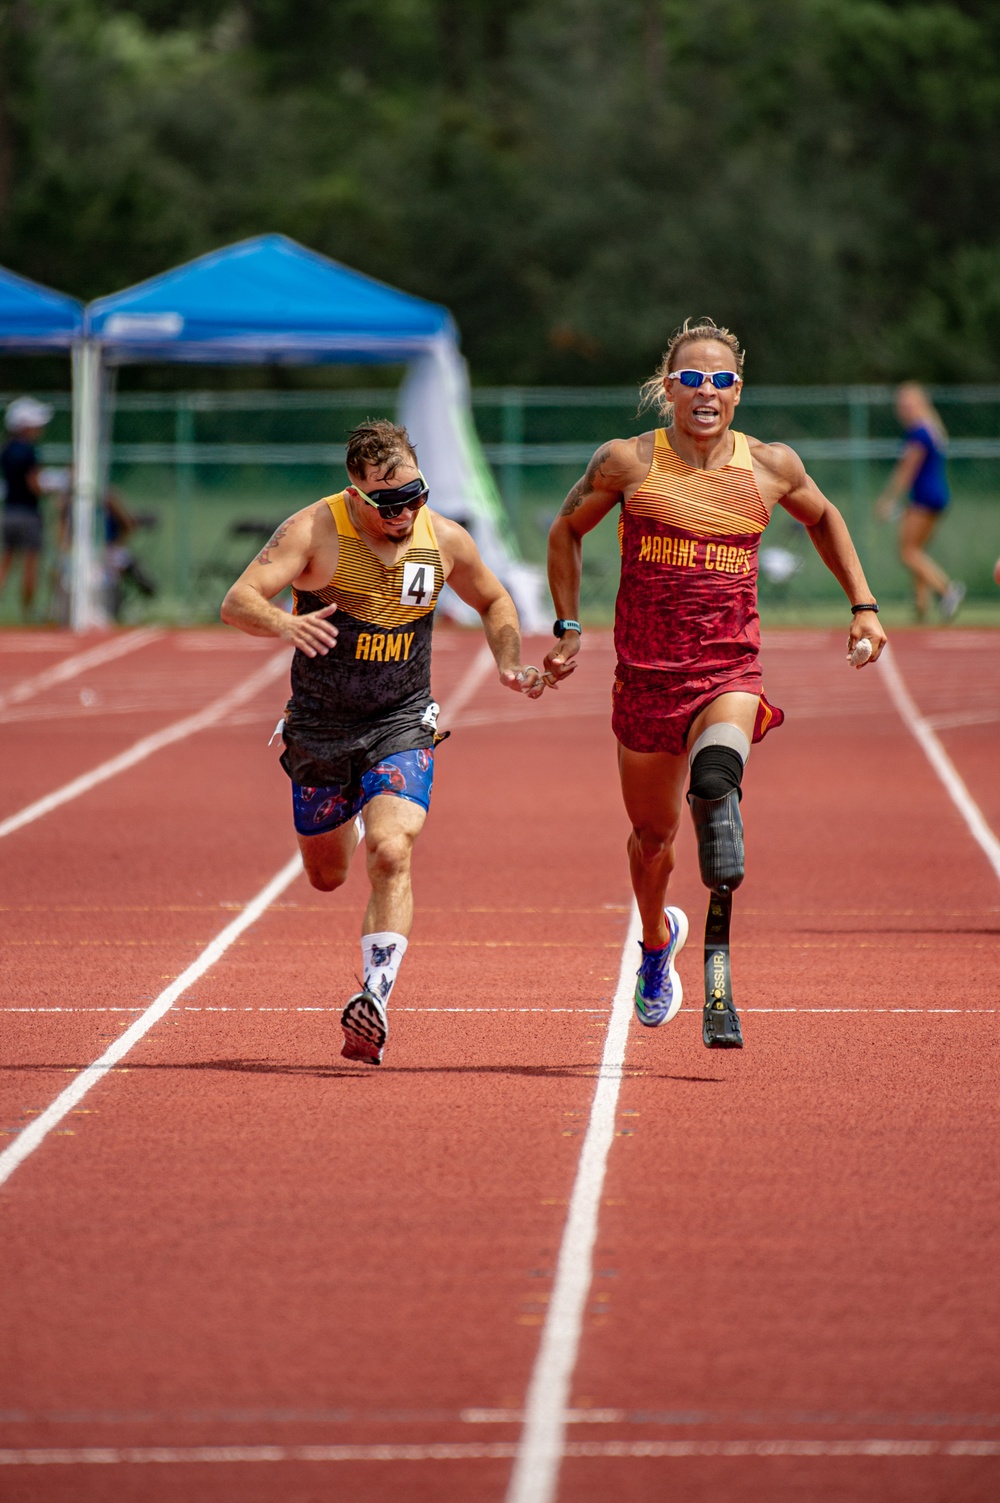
[658,428,753,471]
[325,491,438,563]
[301,490,443,628]
[628,428,769,536]
[730,431,753,471]
[324,491,351,536]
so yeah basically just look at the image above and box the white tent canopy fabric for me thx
[72,235,544,629]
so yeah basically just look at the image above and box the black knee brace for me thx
[687,747,745,890]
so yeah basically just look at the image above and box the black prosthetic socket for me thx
[688,745,743,802]
[687,747,745,892]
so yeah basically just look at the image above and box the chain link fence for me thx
[2,385,999,623]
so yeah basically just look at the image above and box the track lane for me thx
[2,632,631,1502]
[0,630,485,1130]
[0,632,280,817]
[4,628,999,1503]
[0,629,163,713]
[557,629,1000,1502]
[888,629,1000,845]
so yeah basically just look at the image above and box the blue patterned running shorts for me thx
[292,748,434,836]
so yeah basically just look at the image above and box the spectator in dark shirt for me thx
[876,383,964,621]
[0,396,54,617]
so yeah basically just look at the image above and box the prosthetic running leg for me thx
[701,882,742,1048]
[687,726,748,1050]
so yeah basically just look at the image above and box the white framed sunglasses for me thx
[665,369,742,390]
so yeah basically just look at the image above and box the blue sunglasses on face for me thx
[666,369,741,390]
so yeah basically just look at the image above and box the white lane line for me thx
[0,1006,609,1015]
[3,1006,995,1017]
[440,641,495,727]
[0,630,162,714]
[0,1439,996,1465]
[880,644,1000,885]
[0,651,289,842]
[0,855,303,1188]
[505,902,642,1503]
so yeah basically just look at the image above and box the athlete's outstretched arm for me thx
[436,517,543,696]
[771,446,887,662]
[220,505,339,658]
[545,439,638,683]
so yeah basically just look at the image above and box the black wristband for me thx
[851,603,878,614]
[553,619,582,637]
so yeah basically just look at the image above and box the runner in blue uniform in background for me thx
[876,383,964,621]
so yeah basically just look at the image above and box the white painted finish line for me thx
[505,901,643,1503]
[879,644,1000,885]
[0,650,289,841]
[0,1439,996,1466]
[0,629,162,715]
[0,854,303,1188]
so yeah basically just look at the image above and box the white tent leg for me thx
[70,339,104,631]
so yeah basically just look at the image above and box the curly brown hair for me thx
[638,318,745,421]
[345,419,417,481]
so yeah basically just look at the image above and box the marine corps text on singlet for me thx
[616,428,770,677]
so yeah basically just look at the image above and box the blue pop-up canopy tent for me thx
[86,233,456,363]
[0,264,83,350]
[72,234,539,629]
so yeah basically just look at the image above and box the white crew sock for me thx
[362,931,408,1005]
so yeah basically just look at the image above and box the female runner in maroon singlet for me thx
[612,423,780,755]
[543,319,885,1048]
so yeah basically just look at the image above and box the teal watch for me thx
[553,619,582,637]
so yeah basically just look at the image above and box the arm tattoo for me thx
[559,442,616,517]
[256,521,290,565]
[560,477,588,517]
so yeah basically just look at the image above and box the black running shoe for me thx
[341,988,387,1065]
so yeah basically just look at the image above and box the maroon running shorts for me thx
[611,664,783,756]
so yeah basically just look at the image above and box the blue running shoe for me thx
[634,906,689,1027]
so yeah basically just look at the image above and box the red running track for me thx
[1,624,998,1503]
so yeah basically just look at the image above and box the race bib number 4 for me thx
[401,560,434,608]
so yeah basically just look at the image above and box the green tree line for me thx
[2,0,999,384]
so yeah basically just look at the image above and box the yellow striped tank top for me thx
[290,492,444,723]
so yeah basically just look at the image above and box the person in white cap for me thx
[1,396,54,616]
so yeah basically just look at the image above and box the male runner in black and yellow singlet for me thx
[223,420,544,1064]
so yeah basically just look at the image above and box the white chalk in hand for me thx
[849,637,873,668]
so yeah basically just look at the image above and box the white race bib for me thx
[401,560,434,608]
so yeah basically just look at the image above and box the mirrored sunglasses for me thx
[666,369,741,390]
[351,471,429,519]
